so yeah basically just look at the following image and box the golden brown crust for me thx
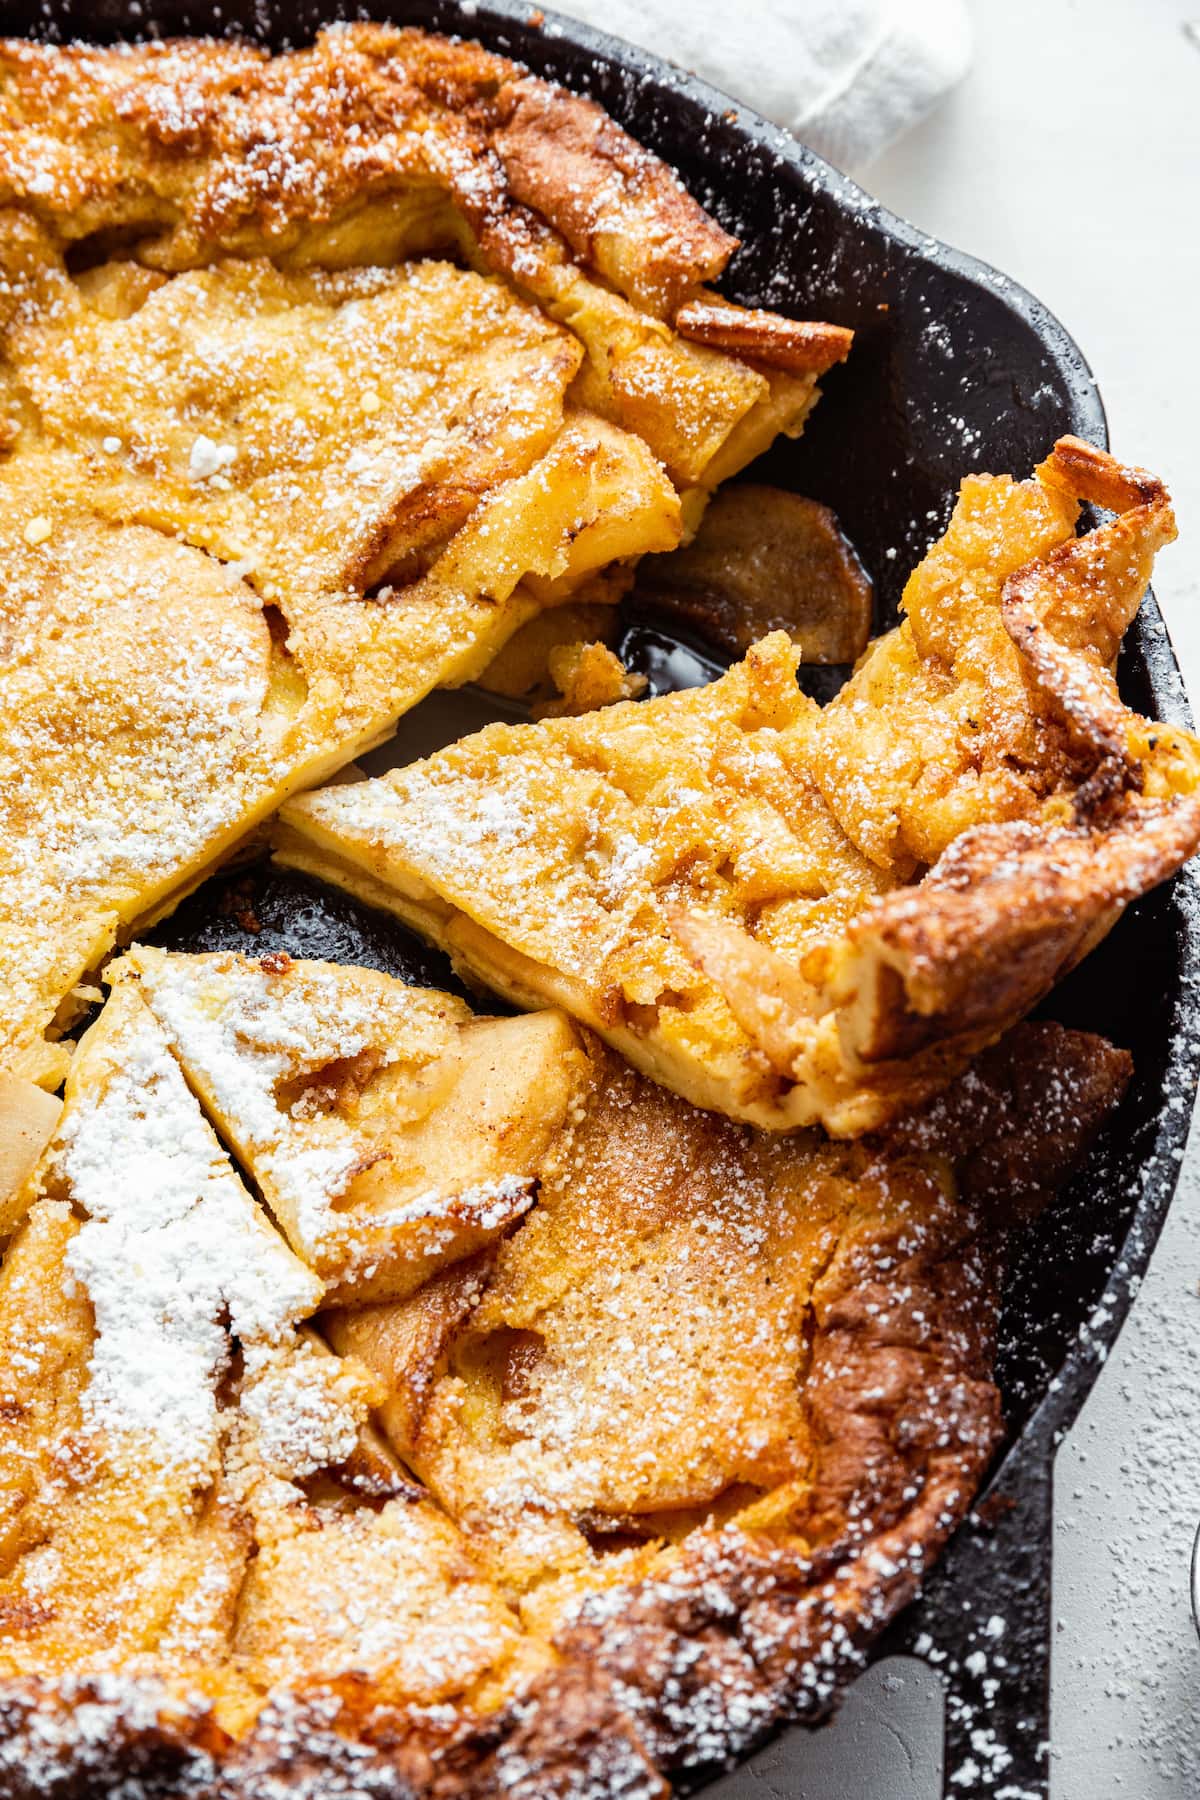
[541,1021,1125,1774]
[0,26,844,1089]
[838,799,1200,1065]
[224,1669,668,1800]
[434,1665,671,1800]
[281,437,1200,1135]
[0,26,735,320]
[325,1023,1123,1779]
[0,20,1173,1793]
[674,298,855,375]
[669,441,1200,1113]
[1002,439,1178,807]
[0,1668,668,1800]
[0,1677,230,1800]
[1036,434,1169,514]
[538,1104,1003,1771]
[889,1020,1133,1217]
[553,1475,976,1773]
[676,795,1190,1115]
[488,78,737,316]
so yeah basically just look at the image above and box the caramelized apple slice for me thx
[0,1075,63,1239]
[632,484,872,663]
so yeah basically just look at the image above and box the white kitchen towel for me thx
[547,0,972,172]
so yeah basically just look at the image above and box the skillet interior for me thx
[5,0,1198,1791]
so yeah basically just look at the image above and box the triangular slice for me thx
[0,25,853,1087]
[121,945,588,1303]
[0,944,1136,1789]
[0,215,685,1091]
[0,977,540,1749]
[278,440,1200,1133]
[0,980,317,1697]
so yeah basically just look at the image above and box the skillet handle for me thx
[888,1433,1053,1798]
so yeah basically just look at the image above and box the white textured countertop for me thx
[709,1,1200,1794]
[870,4,1200,1794]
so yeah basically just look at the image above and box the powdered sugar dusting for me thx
[124,948,542,1297]
[236,1336,364,1483]
[126,949,402,1244]
[54,994,321,1477]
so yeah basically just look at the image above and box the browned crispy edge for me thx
[0,25,860,358]
[674,299,855,375]
[483,73,734,316]
[0,27,728,321]
[844,797,1200,1066]
[550,1252,1001,1774]
[547,1023,1129,1774]
[0,1668,667,1800]
[0,45,1142,1779]
[670,441,1195,1106]
[1002,436,1178,811]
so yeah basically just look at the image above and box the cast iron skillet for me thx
[9,0,1199,1792]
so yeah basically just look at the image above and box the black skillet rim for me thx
[9,0,1200,1790]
